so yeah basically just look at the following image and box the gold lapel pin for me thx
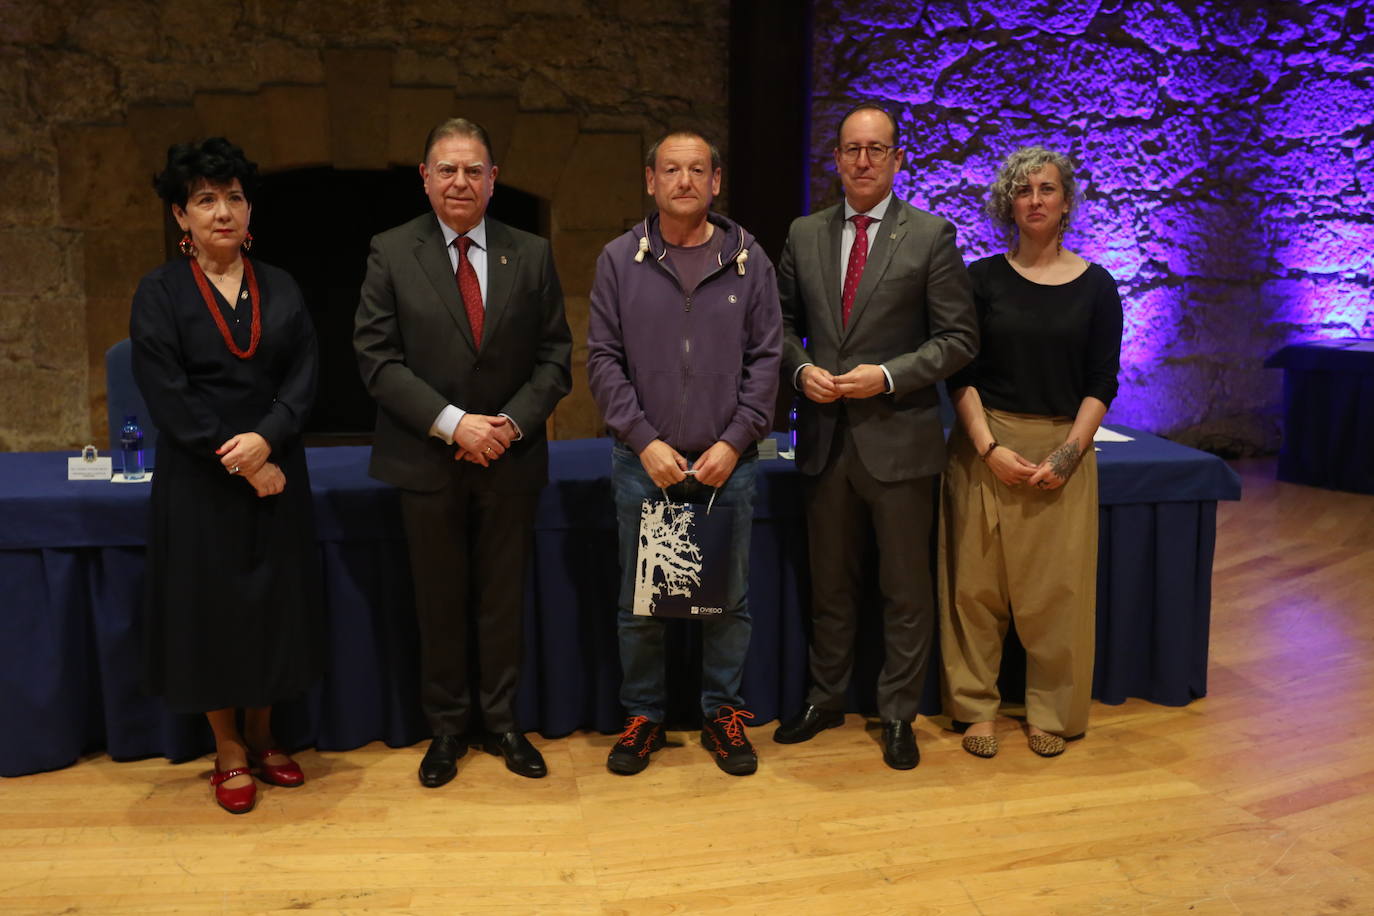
[889,233,897,240]
[499,255,508,265]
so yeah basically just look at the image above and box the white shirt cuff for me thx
[880,365,894,394]
[793,363,814,391]
[499,413,523,441]
[430,404,466,444]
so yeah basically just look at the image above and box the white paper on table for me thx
[1093,427,1134,443]
[67,456,113,480]
[1344,339,1374,352]
[109,472,154,483]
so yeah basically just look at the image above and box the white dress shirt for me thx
[793,192,895,394]
[427,219,522,444]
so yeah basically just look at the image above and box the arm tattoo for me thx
[1046,440,1083,480]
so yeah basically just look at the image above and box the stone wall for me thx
[810,0,1373,454]
[0,0,729,450]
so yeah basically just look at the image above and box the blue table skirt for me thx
[0,429,1239,777]
[1265,339,1374,495]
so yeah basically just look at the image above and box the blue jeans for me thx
[611,443,756,722]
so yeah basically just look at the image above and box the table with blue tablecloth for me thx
[1264,338,1374,495]
[0,428,1240,777]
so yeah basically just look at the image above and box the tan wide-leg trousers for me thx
[938,408,1098,738]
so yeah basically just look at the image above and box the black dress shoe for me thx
[419,734,466,788]
[881,720,919,770]
[482,731,548,779]
[773,704,845,744]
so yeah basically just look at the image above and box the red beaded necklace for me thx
[190,256,262,359]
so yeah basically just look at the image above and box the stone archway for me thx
[62,49,642,443]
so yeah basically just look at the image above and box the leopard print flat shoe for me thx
[1028,733,1066,757]
[961,734,999,758]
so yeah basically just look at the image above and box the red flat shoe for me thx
[210,762,257,814]
[249,747,305,787]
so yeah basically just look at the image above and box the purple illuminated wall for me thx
[810,0,1373,453]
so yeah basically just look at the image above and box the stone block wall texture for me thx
[811,0,1373,454]
[0,0,729,450]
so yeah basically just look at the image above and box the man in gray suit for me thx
[772,103,977,769]
[355,118,572,787]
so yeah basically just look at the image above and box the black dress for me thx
[130,258,322,714]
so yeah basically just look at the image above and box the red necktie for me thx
[841,214,873,328]
[454,235,483,346]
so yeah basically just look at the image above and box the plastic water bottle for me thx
[119,415,145,480]
[781,402,798,460]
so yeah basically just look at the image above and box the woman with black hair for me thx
[131,137,322,813]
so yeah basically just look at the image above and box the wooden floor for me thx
[3,458,1373,914]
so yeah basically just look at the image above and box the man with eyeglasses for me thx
[773,102,977,769]
[355,117,572,787]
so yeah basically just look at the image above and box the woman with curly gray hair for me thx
[937,145,1122,758]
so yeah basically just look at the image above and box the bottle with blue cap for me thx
[119,415,145,480]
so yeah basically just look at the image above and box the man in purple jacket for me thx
[587,130,783,776]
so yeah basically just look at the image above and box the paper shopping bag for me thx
[631,493,735,619]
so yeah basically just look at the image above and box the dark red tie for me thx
[841,214,873,328]
[454,235,483,346]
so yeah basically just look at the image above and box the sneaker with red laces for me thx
[701,705,757,775]
[607,715,665,775]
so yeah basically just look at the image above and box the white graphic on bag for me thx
[633,499,703,616]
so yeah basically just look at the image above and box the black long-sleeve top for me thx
[948,254,1122,417]
[130,258,318,463]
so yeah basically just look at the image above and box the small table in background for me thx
[1264,338,1374,495]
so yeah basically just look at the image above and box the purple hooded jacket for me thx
[587,212,782,455]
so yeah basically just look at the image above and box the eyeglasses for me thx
[839,143,898,164]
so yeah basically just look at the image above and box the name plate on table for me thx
[67,445,113,480]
